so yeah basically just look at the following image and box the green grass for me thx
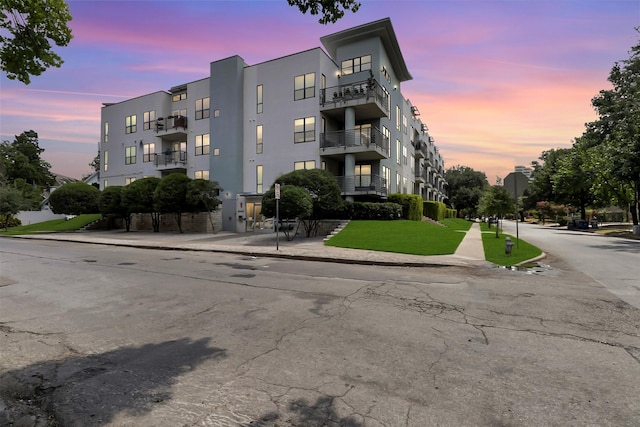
[325,219,469,255]
[479,221,542,266]
[0,214,102,235]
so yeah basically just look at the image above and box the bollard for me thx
[505,237,514,255]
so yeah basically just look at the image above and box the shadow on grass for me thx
[0,337,226,425]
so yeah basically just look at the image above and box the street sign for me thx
[275,183,280,199]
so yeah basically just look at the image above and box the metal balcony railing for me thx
[154,150,187,167]
[320,78,389,114]
[320,128,389,156]
[335,174,387,196]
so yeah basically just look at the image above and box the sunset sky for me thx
[1,0,638,184]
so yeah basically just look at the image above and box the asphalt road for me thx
[1,238,639,426]
[501,220,640,309]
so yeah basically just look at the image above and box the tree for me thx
[186,179,221,232]
[121,177,161,232]
[0,130,55,188]
[269,169,343,237]
[444,165,488,218]
[478,185,514,237]
[0,0,73,84]
[287,0,360,24]
[589,32,640,233]
[49,182,99,215]
[552,145,597,220]
[153,173,191,233]
[0,185,22,230]
[99,186,130,231]
[262,185,313,240]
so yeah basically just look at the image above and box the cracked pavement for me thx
[1,239,639,426]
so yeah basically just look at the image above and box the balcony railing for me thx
[154,150,187,168]
[335,174,387,197]
[319,78,389,118]
[155,115,188,141]
[320,128,389,159]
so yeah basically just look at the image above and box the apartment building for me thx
[100,18,446,232]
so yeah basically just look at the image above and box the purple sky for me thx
[1,0,638,183]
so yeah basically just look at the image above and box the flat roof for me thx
[320,18,412,82]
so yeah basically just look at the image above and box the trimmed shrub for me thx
[387,193,423,220]
[351,202,402,220]
[424,200,448,221]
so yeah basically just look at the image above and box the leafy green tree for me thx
[269,169,343,237]
[444,165,488,218]
[99,186,131,231]
[478,185,514,237]
[0,0,73,84]
[49,182,99,215]
[154,173,191,233]
[552,145,598,220]
[0,131,54,188]
[186,179,221,232]
[262,185,313,240]
[288,0,360,24]
[121,177,161,232]
[0,185,22,230]
[589,33,640,232]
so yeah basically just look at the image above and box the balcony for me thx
[154,150,187,172]
[320,128,389,161]
[155,115,187,142]
[415,166,426,183]
[412,139,427,159]
[320,78,389,121]
[335,174,387,197]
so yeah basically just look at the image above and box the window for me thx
[195,134,210,155]
[213,148,220,156]
[355,164,371,187]
[173,108,187,121]
[257,85,263,114]
[125,177,136,185]
[294,160,316,170]
[103,179,108,188]
[341,55,371,75]
[143,143,155,162]
[396,106,401,131]
[195,170,209,180]
[172,92,187,102]
[382,66,391,83]
[403,146,408,165]
[294,117,315,143]
[125,115,137,134]
[382,165,390,191]
[256,165,263,193]
[294,72,315,100]
[382,86,390,112]
[396,172,401,193]
[195,97,210,120]
[256,125,263,154]
[403,176,408,193]
[396,139,401,164]
[143,110,156,130]
[125,146,136,165]
[355,123,371,145]
[103,150,108,172]
[104,122,109,143]
[214,109,220,118]
[403,114,408,134]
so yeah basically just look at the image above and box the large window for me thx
[195,134,210,155]
[403,145,408,165]
[104,122,109,143]
[294,117,315,143]
[382,165,390,191]
[294,72,315,100]
[294,160,315,170]
[143,143,155,162]
[172,92,187,102]
[125,115,137,134]
[341,55,371,75]
[195,170,209,180]
[256,165,263,193]
[195,97,210,120]
[143,110,155,130]
[256,125,263,154]
[396,105,401,131]
[396,139,401,164]
[103,150,108,172]
[257,85,263,114]
[125,146,136,165]
[355,164,371,187]
[125,177,136,185]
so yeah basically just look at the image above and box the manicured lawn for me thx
[0,214,102,235]
[325,219,469,255]
[479,222,542,266]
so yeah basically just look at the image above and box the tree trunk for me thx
[175,212,183,233]
[151,212,160,232]
[632,180,639,234]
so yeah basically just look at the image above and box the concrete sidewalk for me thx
[9,222,491,267]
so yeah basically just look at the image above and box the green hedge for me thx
[387,193,423,220]
[350,202,402,220]
[424,200,448,221]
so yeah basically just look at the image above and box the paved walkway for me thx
[9,222,490,267]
